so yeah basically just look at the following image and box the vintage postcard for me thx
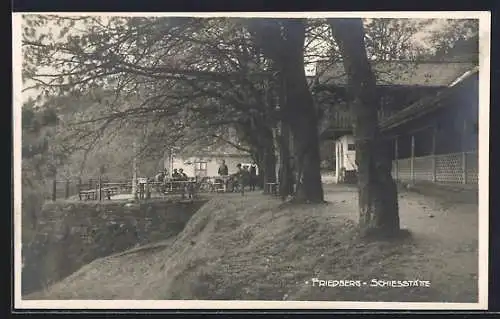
[12,11,491,310]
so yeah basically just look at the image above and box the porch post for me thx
[394,136,399,181]
[334,141,339,183]
[432,124,437,182]
[410,134,415,184]
[462,119,467,184]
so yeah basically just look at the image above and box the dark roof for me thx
[315,61,477,87]
[379,67,479,130]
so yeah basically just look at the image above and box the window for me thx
[347,144,355,151]
[194,161,208,177]
[195,162,207,170]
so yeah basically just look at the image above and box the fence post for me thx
[410,134,415,184]
[52,179,57,201]
[98,176,102,201]
[145,180,151,199]
[94,178,99,200]
[77,177,82,201]
[432,125,437,183]
[65,179,70,199]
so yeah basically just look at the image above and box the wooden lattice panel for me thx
[465,152,478,184]
[435,153,464,184]
[395,158,412,181]
[392,151,478,185]
[413,156,434,182]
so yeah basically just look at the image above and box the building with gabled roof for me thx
[163,127,254,178]
[312,60,480,185]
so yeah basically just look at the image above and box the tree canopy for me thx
[21,15,479,201]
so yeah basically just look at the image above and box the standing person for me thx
[217,160,229,192]
[236,163,245,196]
[218,160,228,176]
[249,163,257,191]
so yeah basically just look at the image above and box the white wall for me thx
[334,135,357,183]
[167,155,253,178]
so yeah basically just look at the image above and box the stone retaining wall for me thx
[22,198,207,295]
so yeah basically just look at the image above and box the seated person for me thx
[154,171,165,183]
[172,168,181,181]
[178,168,189,181]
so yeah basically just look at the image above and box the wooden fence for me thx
[391,150,478,185]
[47,175,242,201]
[47,178,131,201]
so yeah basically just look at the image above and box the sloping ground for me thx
[26,189,478,302]
[22,198,207,295]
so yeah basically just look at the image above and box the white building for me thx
[166,154,253,178]
[334,135,357,183]
[162,133,254,178]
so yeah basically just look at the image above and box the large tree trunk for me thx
[255,127,277,193]
[329,19,400,237]
[283,21,324,203]
[272,20,324,203]
[247,18,324,203]
[278,121,293,199]
[261,144,277,193]
[291,119,324,203]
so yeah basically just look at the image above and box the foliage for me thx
[424,19,479,62]
[21,16,479,188]
[21,98,61,228]
[23,16,281,166]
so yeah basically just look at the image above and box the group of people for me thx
[171,168,189,181]
[151,168,194,198]
[152,168,189,183]
[217,160,258,193]
[151,160,259,195]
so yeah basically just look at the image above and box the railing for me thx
[46,175,252,201]
[392,151,478,185]
[46,178,132,201]
[45,178,82,201]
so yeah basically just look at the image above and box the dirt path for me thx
[324,184,478,245]
[324,184,479,302]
